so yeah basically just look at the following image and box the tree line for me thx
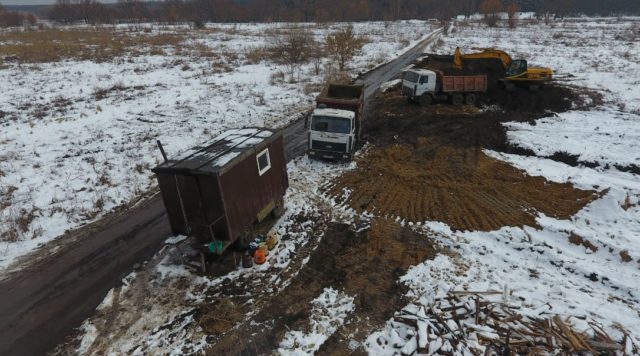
[1,0,637,26]
[0,3,37,27]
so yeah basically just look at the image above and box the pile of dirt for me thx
[205,221,440,354]
[326,142,597,231]
[368,82,599,154]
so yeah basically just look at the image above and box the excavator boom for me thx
[453,47,553,87]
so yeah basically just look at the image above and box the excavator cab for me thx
[506,59,528,77]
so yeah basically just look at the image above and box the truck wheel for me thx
[271,198,285,218]
[451,93,464,106]
[464,93,477,106]
[419,94,432,106]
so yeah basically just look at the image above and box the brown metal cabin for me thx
[152,128,289,254]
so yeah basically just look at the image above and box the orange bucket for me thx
[254,249,266,265]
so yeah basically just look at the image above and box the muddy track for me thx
[205,220,440,355]
[0,31,443,356]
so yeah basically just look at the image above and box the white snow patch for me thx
[278,287,355,355]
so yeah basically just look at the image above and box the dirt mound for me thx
[326,143,597,231]
[205,221,440,354]
[367,83,598,154]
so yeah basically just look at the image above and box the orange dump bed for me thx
[441,75,487,93]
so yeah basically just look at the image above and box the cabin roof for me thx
[154,127,277,175]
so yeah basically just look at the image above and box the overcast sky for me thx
[3,0,118,5]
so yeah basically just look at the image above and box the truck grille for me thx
[311,140,347,152]
[402,85,415,96]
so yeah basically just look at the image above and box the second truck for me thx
[307,83,365,161]
[402,68,487,106]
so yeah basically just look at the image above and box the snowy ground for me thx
[365,18,640,354]
[0,20,436,272]
[48,18,640,354]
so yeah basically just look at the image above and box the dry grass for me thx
[0,29,184,63]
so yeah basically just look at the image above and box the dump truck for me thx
[152,127,289,264]
[453,48,553,91]
[307,83,365,161]
[402,68,487,106]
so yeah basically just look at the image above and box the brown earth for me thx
[327,143,596,231]
[326,81,602,232]
[204,220,440,355]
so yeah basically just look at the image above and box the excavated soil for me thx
[328,82,601,232]
[205,221,440,355]
[327,143,596,231]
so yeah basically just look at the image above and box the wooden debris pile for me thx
[384,291,638,355]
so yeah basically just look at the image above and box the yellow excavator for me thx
[453,47,553,91]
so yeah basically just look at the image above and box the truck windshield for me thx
[404,71,420,83]
[311,116,351,134]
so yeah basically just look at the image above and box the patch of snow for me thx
[278,287,355,355]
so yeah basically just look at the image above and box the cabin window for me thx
[419,76,429,84]
[404,71,420,83]
[257,148,271,176]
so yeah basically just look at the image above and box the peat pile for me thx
[326,142,597,231]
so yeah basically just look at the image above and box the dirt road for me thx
[0,30,442,356]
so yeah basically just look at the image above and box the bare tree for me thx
[49,0,76,23]
[325,25,366,71]
[507,1,518,29]
[271,29,314,75]
[117,0,148,23]
[480,0,503,27]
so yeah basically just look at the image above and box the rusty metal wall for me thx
[219,135,289,241]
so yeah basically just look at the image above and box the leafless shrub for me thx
[211,61,233,73]
[270,28,316,75]
[303,83,324,95]
[94,81,127,100]
[480,0,503,27]
[615,24,639,41]
[245,46,268,64]
[325,25,367,71]
[507,2,519,29]
[269,70,285,85]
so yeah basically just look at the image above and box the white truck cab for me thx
[402,68,437,102]
[308,107,356,160]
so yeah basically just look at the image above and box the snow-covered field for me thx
[24,18,640,354]
[448,18,640,168]
[0,21,436,272]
